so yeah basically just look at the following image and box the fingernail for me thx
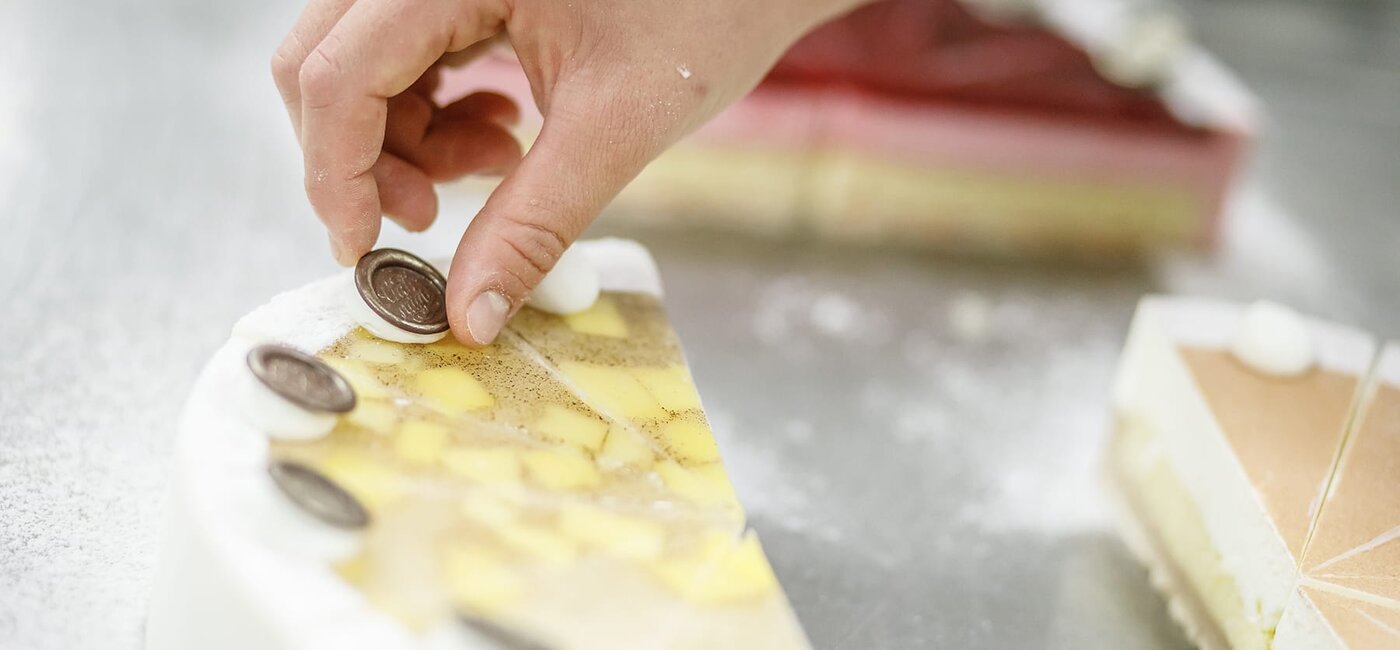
[465,290,510,345]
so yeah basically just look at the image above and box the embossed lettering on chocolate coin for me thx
[355,248,449,335]
[268,461,370,530]
[457,612,552,650]
[247,344,356,413]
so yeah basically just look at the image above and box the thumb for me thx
[445,89,667,346]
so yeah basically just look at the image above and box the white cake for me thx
[145,239,810,650]
[1109,296,1400,649]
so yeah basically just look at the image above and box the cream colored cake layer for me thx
[613,148,805,234]
[607,145,1205,253]
[1111,416,1253,650]
[803,153,1199,252]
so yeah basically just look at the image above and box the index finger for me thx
[298,0,506,263]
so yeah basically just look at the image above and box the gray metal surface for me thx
[1,1,1396,648]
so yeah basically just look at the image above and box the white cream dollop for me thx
[237,361,337,440]
[1230,300,1316,377]
[244,470,364,562]
[343,274,447,344]
[1094,10,1186,88]
[528,245,600,315]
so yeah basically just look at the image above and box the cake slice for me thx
[442,0,1254,258]
[145,239,809,650]
[1275,344,1400,649]
[1108,297,1375,649]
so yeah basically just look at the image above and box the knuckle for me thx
[270,36,306,91]
[495,208,571,281]
[298,45,344,107]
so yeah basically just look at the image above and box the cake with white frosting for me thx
[1110,296,1400,649]
[145,239,810,650]
[444,0,1255,258]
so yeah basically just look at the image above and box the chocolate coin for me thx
[268,460,370,530]
[457,613,552,650]
[247,344,356,414]
[354,248,449,335]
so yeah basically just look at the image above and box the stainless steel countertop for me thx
[1,1,1397,648]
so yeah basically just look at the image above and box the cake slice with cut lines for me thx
[1109,297,1373,649]
[1110,297,1400,650]
[146,239,809,650]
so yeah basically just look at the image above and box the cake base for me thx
[1107,417,1257,650]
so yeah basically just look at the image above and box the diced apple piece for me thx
[535,404,609,452]
[647,556,707,597]
[346,337,407,365]
[559,361,665,420]
[655,460,740,511]
[521,449,602,491]
[415,367,494,414]
[395,420,449,465]
[334,552,369,587]
[322,357,391,399]
[443,447,524,486]
[558,505,666,560]
[347,401,398,435]
[444,546,524,614]
[319,450,401,510]
[497,524,577,565]
[562,297,629,338]
[658,419,721,464]
[686,534,779,604]
[646,529,733,595]
[597,425,655,470]
[631,365,703,412]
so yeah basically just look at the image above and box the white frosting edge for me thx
[149,340,424,650]
[1377,342,1400,388]
[1111,295,1376,630]
[1130,295,1375,377]
[147,239,663,650]
[1038,0,1258,132]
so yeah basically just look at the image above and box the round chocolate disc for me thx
[457,612,552,650]
[354,248,449,335]
[268,460,370,530]
[247,344,357,414]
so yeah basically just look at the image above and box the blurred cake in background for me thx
[444,0,1256,258]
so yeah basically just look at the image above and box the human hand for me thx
[272,0,865,346]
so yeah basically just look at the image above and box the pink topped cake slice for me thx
[442,0,1255,258]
